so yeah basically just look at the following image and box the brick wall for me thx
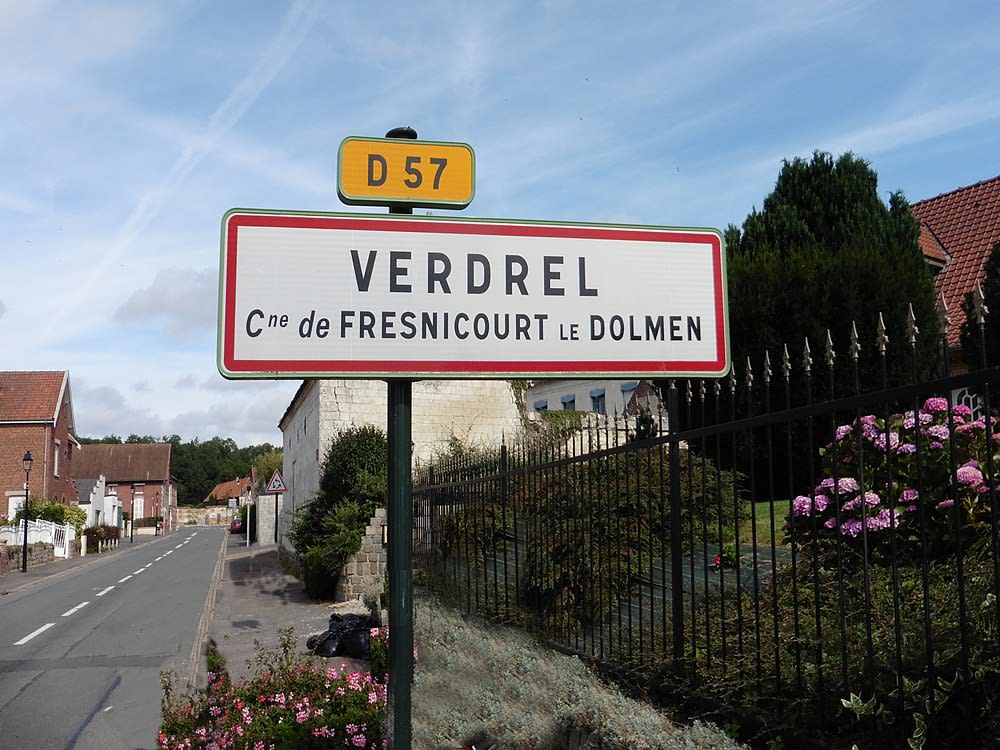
[0,417,78,511]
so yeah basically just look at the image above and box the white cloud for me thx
[113,267,217,341]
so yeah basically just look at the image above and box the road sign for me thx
[218,210,729,379]
[337,136,474,209]
[265,470,286,495]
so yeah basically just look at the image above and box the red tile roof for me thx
[205,476,254,504]
[75,443,172,483]
[912,175,1000,347]
[0,371,71,424]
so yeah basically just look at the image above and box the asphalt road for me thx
[0,528,224,750]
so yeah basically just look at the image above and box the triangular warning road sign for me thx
[265,470,287,494]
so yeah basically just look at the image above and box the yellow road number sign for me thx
[338,137,475,209]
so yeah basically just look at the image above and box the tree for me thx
[726,151,941,393]
[696,152,942,497]
[253,449,284,493]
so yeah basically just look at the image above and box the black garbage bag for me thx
[307,613,372,659]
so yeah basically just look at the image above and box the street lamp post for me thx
[130,483,136,543]
[21,451,33,573]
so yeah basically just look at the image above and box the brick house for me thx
[912,174,1000,370]
[202,474,257,528]
[74,443,176,533]
[204,474,256,507]
[0,371,79,518]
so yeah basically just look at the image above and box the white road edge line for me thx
[14,623,54,645]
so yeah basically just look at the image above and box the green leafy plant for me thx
[289,426,388,598]
[160,629,385,749]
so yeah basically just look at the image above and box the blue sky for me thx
[2,0,998,447]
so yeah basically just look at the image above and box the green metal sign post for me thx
[385,125,416,749]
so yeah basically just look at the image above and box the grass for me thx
[738,499,790,549]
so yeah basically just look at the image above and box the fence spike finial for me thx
[728,363,737,395]
[803,337,813,376]
[876,312,889,354]
[937,292,951,334]
[763,350,772,384]
[848,321,861,362]
[782,344,792,380]
[825,329,836,368]
[975,283,989,327]
[906,303,919,348]
[745,355,754,391]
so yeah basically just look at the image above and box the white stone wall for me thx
[280,381,322,548]
[279,378,524,552]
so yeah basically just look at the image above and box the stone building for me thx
[277,379,523,549]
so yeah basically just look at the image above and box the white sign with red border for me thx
[218,210,729,379]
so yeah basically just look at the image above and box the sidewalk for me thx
[191,532,366,689]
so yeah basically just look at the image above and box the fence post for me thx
[668,381,685,667]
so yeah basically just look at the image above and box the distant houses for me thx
[74,442,176,533]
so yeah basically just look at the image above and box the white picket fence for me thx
[0,519,77,558]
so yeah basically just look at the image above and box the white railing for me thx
[0,519,76,558]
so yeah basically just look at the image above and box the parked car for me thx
[230,517,243,534]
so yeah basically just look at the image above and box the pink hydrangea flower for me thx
[923,396,949,413]
[956,462,984,487]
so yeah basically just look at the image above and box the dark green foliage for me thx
[318,425,388,510]
[700,540,1000,748]
[288,426,388,599]
[727,152,940,388]
[959,240,1000,369]
[519,447,741,627]
[293,501,372,599]
[716,152,942,498]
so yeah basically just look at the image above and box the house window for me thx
[53,439,61,477]
[561,395,576,411]
[590,388,606,415]
[534,399,548,412]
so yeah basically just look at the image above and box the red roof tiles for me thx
[205,476,254,504]
[75,443,172,483]
[912,175,1000,347]
[0,371,70,423]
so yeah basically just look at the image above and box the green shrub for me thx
[519,446,741,627]
[289,426,388,598]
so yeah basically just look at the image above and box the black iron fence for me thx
[412,314,1000,748]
